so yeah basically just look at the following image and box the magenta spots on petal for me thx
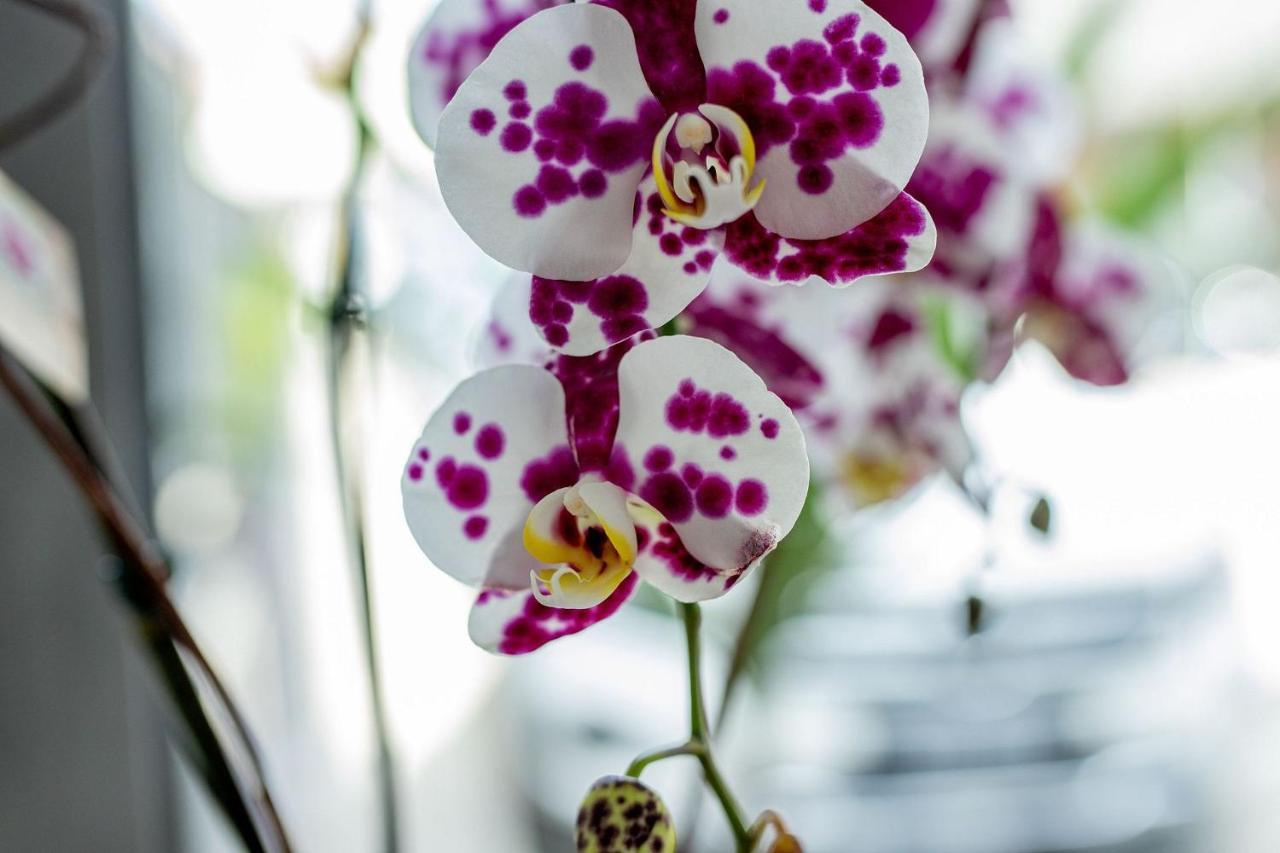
[592,0,706,111]
[545,324,568,346]
[586,275,648,318]
[713,8,729,23]
[464,516,489,540]
[860,32,886,56]
[881,64,901,87]
[681,463,703,487]
[470,109,496,136]
[809,0,828,12]
[823,13,860,44]
[454,412,472,434]
[407,463,424,482]
[495,572,637,655]
[569,44,594,71]
[500,122,533,152]
[448,465,489,510]
[436,457,457,488]
[536,165,579,203]
[640,472,693,523]
[659,233,683,256]
[503,80,527,101]
[720,445,737,460]
[417,448,430,461]
[578,169,607,198]
[761,418,780,439]
[735,479,768,515]
[510,101,532,119]
[421,4,553,109]
[723,197,927,284]
[586,120,645,172]
[708,395,751,438]
[520,445,580,503]
[476,424,506,459]
[514,185,546,217]
[605,444,636,491]
[644,446,674,471]
[646,523,719,582]
[695,474,733,518]
[797,164,834,194]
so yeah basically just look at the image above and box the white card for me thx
[0,169,88,402]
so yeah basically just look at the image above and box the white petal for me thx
[613,336,809,579]
[721,191,936,286]
[467,576,638,655]
[435,4,664,280]
[401,366,579,588]
[407,0,563,148]
[531,173,724,355]
[695,0,929,240]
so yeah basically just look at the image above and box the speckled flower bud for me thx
[575,775,677,853]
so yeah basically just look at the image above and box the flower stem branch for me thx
[625,741,705,778]
[680,602,752,851]
[0,349,293,853]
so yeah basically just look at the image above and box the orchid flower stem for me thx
[681,602,752,852]
[625,741,705,778]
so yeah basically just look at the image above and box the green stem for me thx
[625,741,703,778]
[681,602,751,851]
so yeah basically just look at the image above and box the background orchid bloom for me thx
[410,0,940,355]
[691,263,977,509]
[402,334,809,654]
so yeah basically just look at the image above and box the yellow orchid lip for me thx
[522,482,639,610]
[651,104,764,230]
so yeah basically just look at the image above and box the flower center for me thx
[522,481,636,609]
[652,104,765,230]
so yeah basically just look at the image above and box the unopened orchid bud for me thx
[575,776,677,853]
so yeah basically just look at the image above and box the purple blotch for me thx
[720,446,737,460]
[501,122,533,152]
[735,479,768,515]
[569,45,594,71]
[640,472,693,523]
[407,463,423,482]
[644,445,674,471]
[453,412,472,434]
[761,418,780,439]
[448,465,489,510]
[696,475,733,518]
[470,109,496,136]
[476,424,505,460]
[464,516,489,540]
[713,8,729,23]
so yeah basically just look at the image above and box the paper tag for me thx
[0,169,88,402]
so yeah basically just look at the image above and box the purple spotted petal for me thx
[695,0,929,240]
[408,0,565,148]
[591,0,707,111]
[612,336,809,582]
[721,191,936,286]
[402,366,579,589]
[530,173,725,356]
[467,574,638,655]
[435,4,665,280]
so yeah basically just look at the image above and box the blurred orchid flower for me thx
[409,0,939,355]
[1014,206,1186,386]
[402,335,809,654]
[694,265,977,509]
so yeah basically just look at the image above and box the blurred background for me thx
[3,0,1280,850]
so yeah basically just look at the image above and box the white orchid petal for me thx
[435,4,664,280]
[695,0,929,240]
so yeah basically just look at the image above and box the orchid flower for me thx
[410,0,939,355]
[1015,207,1185,386]
[690,262,976,509]
[401,334,809,654]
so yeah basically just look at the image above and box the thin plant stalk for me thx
[321,11,401,852]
